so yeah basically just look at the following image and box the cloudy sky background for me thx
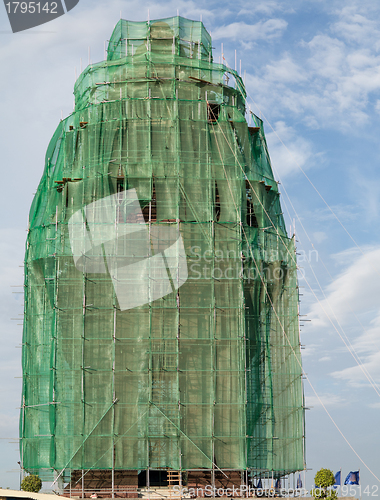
[1,0,380,491]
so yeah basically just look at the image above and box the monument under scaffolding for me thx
[20,15,305,496]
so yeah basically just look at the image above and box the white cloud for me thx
[305,34,346,81]
[305,23,380,121]
[304,203,360,225]
[305,393,347,409]
[349,170,380,221]
[242,5,380,131]
[212,19,287,42]
[319,355,332,362]
[330,246,362,266]
[368,401,380,409]
[298,343,322,358]
[237,1,287,17]
[265,121,314,178]
[313,232,328,244]
[307,246,380,387]
[331,5,380,45]
[331,348,380,388]
[264,55,308,83]
[310,246,380,324]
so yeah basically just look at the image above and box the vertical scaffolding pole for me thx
[52,226,59,487]
[175,49,181,474]
[81,223,86,496]
[213,226,216,490]
[112,302,116,499]
[147,48,153,484]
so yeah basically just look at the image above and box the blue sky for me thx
[1,0,380,492]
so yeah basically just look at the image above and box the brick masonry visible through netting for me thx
[21,16,305,484]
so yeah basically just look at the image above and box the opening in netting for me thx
[207,102,220,122]
[246,180,258,228]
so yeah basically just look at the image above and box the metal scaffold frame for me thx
[21,16,305,492]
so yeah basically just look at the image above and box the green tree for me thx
[311,469,337,500]
[21,474,42,493]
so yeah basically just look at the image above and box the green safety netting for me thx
[21,16,304,481]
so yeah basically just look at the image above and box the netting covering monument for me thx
[21,16,304,494]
